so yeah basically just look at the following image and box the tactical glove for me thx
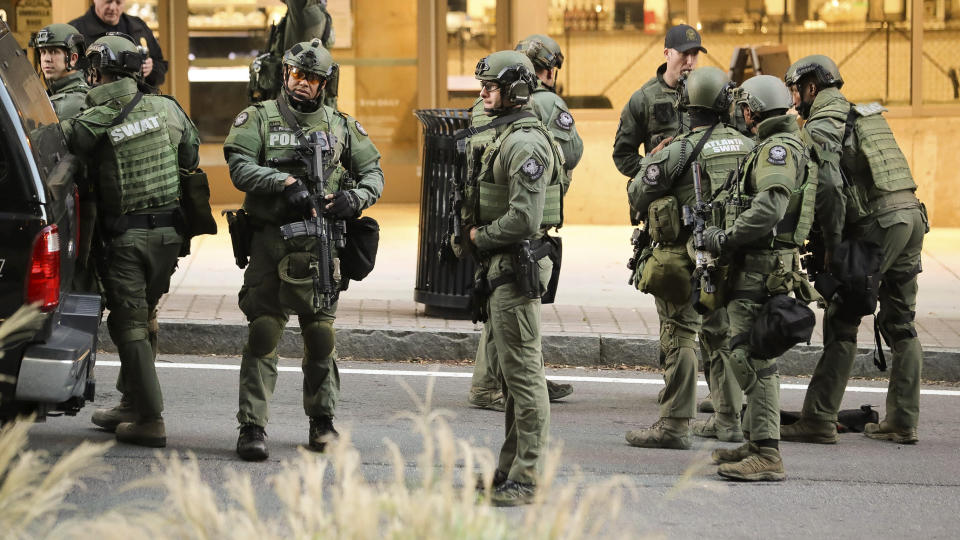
[703,226,726,255]
[284,179,312,214]
[326,190,360,219]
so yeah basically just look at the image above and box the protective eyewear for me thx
[480,81,500,93]
[289,67,323,84]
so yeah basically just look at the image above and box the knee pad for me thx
[301,319,336,361]
[248,316,285,357]
[729,347,756,393]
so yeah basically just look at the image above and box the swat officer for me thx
[281,0,335,51]
[625,67,753,449]
[224,39,383,461]
[466,50,561,506]
[31,23,89,120]
[467,33,580,411]
[612,24,705,178]
[62,33,200,447]
[704,75,813,481]
[780,55,926,445]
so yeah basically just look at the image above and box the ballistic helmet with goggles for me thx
[784,54,844,89]
[31,23,86,69]
[283,39,336,80]
[515,34,564,71]
[85,33,144,79]
[734,75,793,114]
[681,66,734,112]
[475,50,537,107]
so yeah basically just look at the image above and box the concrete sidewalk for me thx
[99,203,960,381]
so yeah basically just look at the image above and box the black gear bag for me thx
[817,239,883,320]
[747,294,816,360]
[339,216,379,283]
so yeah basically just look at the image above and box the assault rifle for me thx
[268,131,346,309]
[683,162,719,295]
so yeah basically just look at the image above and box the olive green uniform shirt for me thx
[47,70,90,121]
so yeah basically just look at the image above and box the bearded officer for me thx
[224,39,383,461]
[467,34,579,411]
[625,67,753,449]
[466,51,562,506]
[62,33,200,447]
[780,55,926,445]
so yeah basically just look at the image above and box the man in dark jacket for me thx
[70,0,168,88]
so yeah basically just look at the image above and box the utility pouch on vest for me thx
[512,239,554,299]
[745,294,816,360]
[180,168,217,238]
[541,235,562,304]
[477,181,507,223]
[693,264,730,313]
[653,100,675,124]
[636,246,692,304]
[340,216,379,283]
[223,209,251,269]
[648,196,681,244]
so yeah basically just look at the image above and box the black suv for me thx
[0,21,100,422]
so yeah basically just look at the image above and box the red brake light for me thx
[26,224,61,312]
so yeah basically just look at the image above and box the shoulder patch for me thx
[642,163,661,185]
[354,120,368,136]
[521,157,544,180]
[234,111,249,127]
[767,145,787,165]
[556,111,574,131]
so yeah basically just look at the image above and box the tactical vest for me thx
[49,73,89,121]
[473,115,564,227]
[101,97,179,215]
[245,100,351,223]
[841,103,916,219]
[670,127,751,210]
[728,133,818,248]
[641,81,685,153]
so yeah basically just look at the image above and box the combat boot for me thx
[711,442,758,465]
[780,417,838,444]
[490,479,536,507]
[308,416,340,452]
[625,418,691,449]
[475,469,509,494]
[468,388,505,412]
[115,417,166,448]
[91,397,138,432]
[547,380,573,402]
[864,420,918,444]
[237,424,268,461]
[717,446,785,482]
[697,392,715,413]
[691,413,744,442]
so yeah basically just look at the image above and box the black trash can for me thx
[413,108,476,318]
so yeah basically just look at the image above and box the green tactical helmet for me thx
[31,23,85,59]
[85,33,144,79]
[735,75,793,114]
[515,34,564,71]
[282,39,337,79]
[475,50,537,106]
[682,66,734,112]
[784,54,844,89]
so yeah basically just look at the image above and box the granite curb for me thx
[97,320,960,382]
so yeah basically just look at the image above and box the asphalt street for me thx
[24,354,960,539]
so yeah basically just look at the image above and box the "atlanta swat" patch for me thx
[521,157,544,180]
[556,111,574,130]
[642,163,660,185]
[234,111,249,127]
[767,145,787,165]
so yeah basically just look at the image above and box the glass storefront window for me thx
[447,0,498,100]
[922,0,960,105]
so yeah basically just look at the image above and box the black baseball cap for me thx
[665,24,707,54]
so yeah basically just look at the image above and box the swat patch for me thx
[767,145,787,165]
[556,111,574,130]
[109,115,161,143]
[354,120,368,136]
[521,157,544,180]
[234,111,249,127]
[642,164,660,185]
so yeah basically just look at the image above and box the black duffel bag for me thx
[749,294,816,360]
[816,239,883,319]
[340,216,379,283]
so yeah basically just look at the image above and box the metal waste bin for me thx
[413,108,475,318]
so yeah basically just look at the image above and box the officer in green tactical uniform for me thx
[31,23,89,120]
[467,34,580,411]
[780,55,926,445]
[704,75,813,481]
[224,39,384,461]
[612,24,704,178]
[62,33,200,447]
[625,67,753,448]
[281,0,334,51]
[465,50,561,506]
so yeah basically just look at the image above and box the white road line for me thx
[99,360,960,396]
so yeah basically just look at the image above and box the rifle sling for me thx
[276,97,309,147]
[108,92,145,127]
[677,123,717,178]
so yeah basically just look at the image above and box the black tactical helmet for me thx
[475,50,537,108]
[85,33,144,79]
[31,23,86,71]
[784,54,844,89]
[515,34,564,71]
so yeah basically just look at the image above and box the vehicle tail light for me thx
[26,224,60,312]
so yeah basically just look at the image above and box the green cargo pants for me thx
[654,295,699,420]
[802,205,925,429]
[236,228,340,427]
[727,249,800,442]
[102,225,182,420]
[471,321,501,394]
[483,253,551,485]
[700,308,743,418]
